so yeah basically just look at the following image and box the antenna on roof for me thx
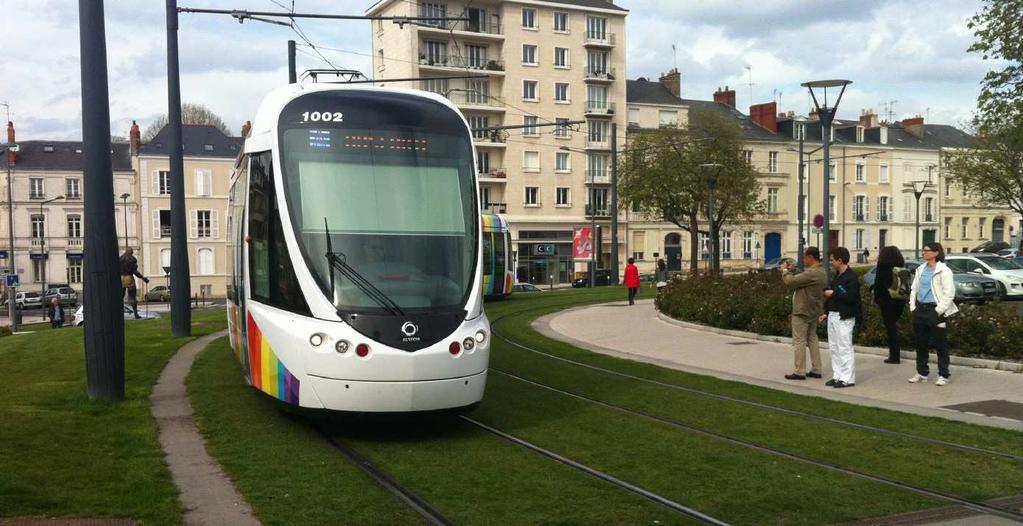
[672,43,677,69]
[883,99,898,122]
[744,65,755,108]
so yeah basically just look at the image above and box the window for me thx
[523,151,540,172]
[522,44,537,65]
[31,214,45,238]
[155,170,171,195]
[521,8,536,28]
[628,107,640,127]
[587,119,608,145]
[721,231,733,259]
[466,78,489,104]
[854,195,866,221]
[523,116,539,136]
[961,217,969,238]
[856,126,864,143]
[154,210,171,238]
[828,162,836,182]
[479,187,490,209]
[67,259,83,284]
[466,45,487,69]
[33,259,46,283]
[878,196,889,221]
[160,248,171,274]
[554,117,570,138]
[378,49,385,70]
[944,218,952,239]
[522,80,538,101]
[767,188,779,213]
[422,77,449,95]
[419,2,447,27]
[554,82,569,102]
[855,162,865,183]
[524,186,539,205]
[476,151,490,174]
[743,231,754,259]
[198,247,214,275]
[553,11,568,32]
[556,151,570,172]
[556,187,570,206]
[829,196,836,221]
[586,15,607,40]
[191,209,217,239]
[743,150,753,165]
[587,51,608,75]
[591,187,609,215]
[794,123,805,140]
[66,178,81,199]
[854,228,864,249]
[467,115,489,139]
[67,214,82,238]
[903,196,913,222]
[424,40,447,65]
[195,169,212,196]
[554,47,569,67]
[925,197,934,221]
[588,154,608,181]
[587,85,608,112]
[979,218,987,238]
[879,163,889,183]
[30,178,44,199]
[203,143,214,153]
[658,110,678,127]
[768,151,778,172]
[945,180,952,197]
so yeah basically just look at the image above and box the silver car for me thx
[864,260,1001,303]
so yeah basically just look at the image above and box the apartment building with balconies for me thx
[1,121,137,298]
[368,0,628,285]
[134,124,242,298]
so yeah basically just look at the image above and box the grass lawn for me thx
[0,311,227,525]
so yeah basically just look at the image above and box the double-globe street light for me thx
[699,163,723,274]
[119,192,131,252]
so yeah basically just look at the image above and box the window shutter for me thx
[204,170,212,196]
[152,210,161,239]
[864,196,869,219]
[152,171,159,195]
[189,209,198,239]
[194,170,203,196]
[211,210,219,239]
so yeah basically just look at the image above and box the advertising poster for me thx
[573,227,593,261]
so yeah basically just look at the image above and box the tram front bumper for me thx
[304,369,488,412]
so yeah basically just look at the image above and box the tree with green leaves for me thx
[142,103,232,141]
[619,109,763,274]
[945,0,1023,242]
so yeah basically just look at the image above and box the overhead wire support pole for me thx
[167,0,191,337]
[288,39,297,83]
[610,122,619,284]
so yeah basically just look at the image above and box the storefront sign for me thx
[30,253,48,260]
[0,250,8,259]
[573,227,593,261]
[533,244,556,255]
[66,253,84,260]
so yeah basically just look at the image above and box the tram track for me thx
[489,299,1023,462]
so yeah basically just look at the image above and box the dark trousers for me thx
[877,298,904,360]
[122,284,138,315]
[912,304,950,378]
[628,287,638,305]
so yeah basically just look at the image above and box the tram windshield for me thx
[279,91,477,314]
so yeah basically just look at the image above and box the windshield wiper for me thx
[323,218,405,317]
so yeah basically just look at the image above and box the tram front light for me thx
[335,340,350,354]
[475,330,487,344]
[448,341,461,355]
[356,343,370,357]
[462,337,475,351]
[309,333,324,347]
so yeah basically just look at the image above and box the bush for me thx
[0,326,11,338]
[656,271,1023,361]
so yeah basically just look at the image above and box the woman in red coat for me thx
[624,257,640,305]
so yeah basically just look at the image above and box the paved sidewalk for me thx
[536,299,1023,431]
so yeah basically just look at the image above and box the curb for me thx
[655,312,1023,373]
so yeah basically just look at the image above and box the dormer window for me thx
[203,144,214,152]
[794,123,805,140]
[856,125,864,143]
[43,145,55,153]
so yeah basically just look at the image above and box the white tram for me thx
[225,84,490,412]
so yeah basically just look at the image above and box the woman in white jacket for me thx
[908,242,958,386]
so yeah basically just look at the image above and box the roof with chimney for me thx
[1,141,133,172]
[137,124,243,158]
[626,79,685,106]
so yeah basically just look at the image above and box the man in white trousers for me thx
[818,247,861,388]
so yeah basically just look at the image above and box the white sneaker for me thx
[908,374,929,383]
[935,376,949,386]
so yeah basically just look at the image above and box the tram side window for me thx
[227,165,248,303]
[248,151,311,315]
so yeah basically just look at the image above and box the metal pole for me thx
[167,0,191,336]
[589,176,595,288]
[821,112,833,274]
[797,133,805,270]
[915,191,922,260]
[121,196,128,252]
[707,181,715,274]
[79,0,126,401]
[5,145,14,331]
[288,39,297,84]
[40,200,45,320]
[610,122,619,284]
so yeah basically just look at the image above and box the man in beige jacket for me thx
[781,247,827,380]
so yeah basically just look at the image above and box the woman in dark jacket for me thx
[873,246,906,363]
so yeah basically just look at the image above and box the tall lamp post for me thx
[801,79,851,274]
[912,180,930,260]
[38,195,64,319]
[562,145,598,287]
[3,143,18,331]
[699,163,723,274]
[119,193,130,252]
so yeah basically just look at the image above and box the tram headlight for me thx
[335,340,351,354]
[462,337,475,351]
[309,333,324,347]
[356,343,370,357]
[448,341,461,355]
[475,330,487,344]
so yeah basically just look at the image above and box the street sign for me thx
[812,227,823,234]
[0,250,8,259]
[5,274,18,287]
[813,214,825,229]
[30,253,49,260]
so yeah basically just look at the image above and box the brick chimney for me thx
[902,116,925,138]
[240,120,252,138]
[659,68,681,98]
[6,121,14,164]
[749,101,778,133]
[859,108,879,128]
[129,120,141,155]
[713,86,736,108]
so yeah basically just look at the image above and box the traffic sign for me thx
[5,274,18,287]
[813,214,825,229]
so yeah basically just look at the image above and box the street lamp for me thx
[787,137,823,271]
[2,143,18,330]
[912,179,930,260]
[699,163,723,274]
[119,193,130,252]
[802,79,852,273]
[38,195,65,319]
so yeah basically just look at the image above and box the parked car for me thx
[759,256,796,272]
[864,260,1001,304]
[71,304,161,327]
[945,255,1023,299]
[970,241,1010,253]
[571,269,614,287]
[638,273,656,282]
[2,291,43,309]
[43,285,78,306]
[144,285,171,302]
[995,249,1019,259]
[511,283,543,293]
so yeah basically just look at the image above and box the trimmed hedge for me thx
[655,270,1023,360]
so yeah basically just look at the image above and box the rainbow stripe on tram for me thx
[245,313,300,404]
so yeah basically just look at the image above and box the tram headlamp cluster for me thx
[309,333,325,347]
[462,337,475,351]
[335,340,351,354]
[475,330,487,344]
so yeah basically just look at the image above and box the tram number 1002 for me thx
[301,111,344,123]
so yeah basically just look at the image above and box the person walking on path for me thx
[781,247,827,381]
[120,247,149,319]
[908,242,958,386]
[820,247,860,388]
[46,297,65,328]
[654,258,669,293]
[624,258,640,305]
[873,246,907,364]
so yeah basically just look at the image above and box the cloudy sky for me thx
[1,0,998,141]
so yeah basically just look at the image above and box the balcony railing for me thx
[585,169,610,184]
[854,214,866,222]
[583,67,616,81]
[29,193,45,200]
[447,91,502,107]
[584,32,616,46]
[478,168,507,179]
[473,133,506,144]
[585,137,610,148]
[31,238,44,247]
[925,214,934,222]
[160,225,171,238]
[879,214,890,222]
[419,55,504,71]
[418,15,504,36]
[584,100,616,115]
[66,237,83,248]
[585,205,610,217]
